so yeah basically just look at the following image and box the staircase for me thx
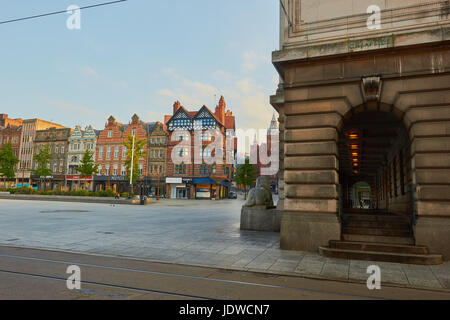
[319,210,443,265]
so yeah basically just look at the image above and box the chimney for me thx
[173,101,181,114]
[215,96,226,124]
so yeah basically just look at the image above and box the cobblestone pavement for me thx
[0,199,449,291]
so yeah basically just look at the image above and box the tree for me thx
[32,145,52,190]
[77,149,98,190]
[234,158,256,200]
[0,142,19,188]
[123,134,146,186]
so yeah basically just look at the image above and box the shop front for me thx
[192,177,218,199]
[93,175,128,193]
[31,175,65,191]
[66,175,93,191]
[166,177,193,199]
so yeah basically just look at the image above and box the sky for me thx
[0,0,280,132]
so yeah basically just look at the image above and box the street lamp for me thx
[128,131,135,198]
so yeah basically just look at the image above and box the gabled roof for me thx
[193,105,223,126]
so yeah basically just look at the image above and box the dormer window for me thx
[107,130,112,138]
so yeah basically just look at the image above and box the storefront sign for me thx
[66,175,92,180]
[166,177,182,184]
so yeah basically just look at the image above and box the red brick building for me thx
[0,114,23,187]
[94,114,149,193]
[164,96,236,199]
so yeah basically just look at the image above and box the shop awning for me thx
[193,177,217,185]
[220,180,230,187]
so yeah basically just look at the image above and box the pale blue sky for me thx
[0,0,279,131]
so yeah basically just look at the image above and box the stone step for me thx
[319,247,443,265]
[343,227,412,237]
[342,233,414,245]
[344,220,411,229]
[343,214,410,223]
[328,240,429,254]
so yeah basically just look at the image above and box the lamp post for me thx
[156,170,160,200]
[129,132,135,198]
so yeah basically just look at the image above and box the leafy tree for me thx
[0,142,19,188]
[77,149,98,190]
[33,145,53,190]
[235,158,256,200]
[123,134,146,186]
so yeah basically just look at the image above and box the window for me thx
[61,146,64,154]
[113,164,118,176]
[159,150,163,158]
[121,164,127,176]
[106,147,111,159]
[98,165,102,175]
[107,130,112,138]
[178,147,184,157]
[139,164,143,176]
[105,164,110,176]
[161,138,166,144]
[98,147,103,159]
[55,146,58,153]
[53,162,57,173]
[114,146,119,159]
[175,162,186,175]
[122,146,127,158]
[160,166,163,174]
[200,131,211,141]
[132,129,137,136]
[157,138,160,144]
[201,147,211,158]
[200,164,208,176]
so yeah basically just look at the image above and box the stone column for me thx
[280,98,345,251]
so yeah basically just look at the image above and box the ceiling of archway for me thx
[339,111,406,179]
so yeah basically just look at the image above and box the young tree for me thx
[77,149,98,190]
[123,134,146,187]
[0,142,19,188]
[32,145,52,190]
[235,158,256,200]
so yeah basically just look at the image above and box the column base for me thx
[415,216,450,261]
[280,211,341,251]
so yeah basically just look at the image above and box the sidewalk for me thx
[0,198,449,292]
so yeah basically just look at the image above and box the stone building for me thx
[66,125,99,191]
[17,119,65,187]
[32,127,72,190]
[271,0,450,262]
[94,114,149,193]
[147,121,168,197]
[164,97,235,199]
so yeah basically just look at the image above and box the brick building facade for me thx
[164,97,236,199]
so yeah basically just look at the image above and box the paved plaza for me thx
[0,198,449,291]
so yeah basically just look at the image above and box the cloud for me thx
[241,51,271,73]
[155,68,277,131]
[79,66,100,79]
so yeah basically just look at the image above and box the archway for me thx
[338,109,411,216]
[351,181,371,209]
